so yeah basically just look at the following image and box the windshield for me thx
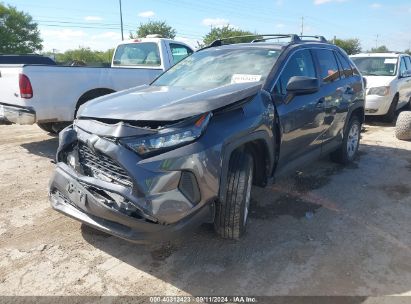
[152,48,281,89]
[113,42,161,67]
[351,57,398,76]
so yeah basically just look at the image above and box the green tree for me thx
[202,25,256,46]
[370,45,389,53]
[333,38,361,55]
[404,49,411,55]
[55,47,114,66]
[130,21,176,39]
[0,4,42,53]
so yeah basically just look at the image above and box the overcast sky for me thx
[7,0,411,52]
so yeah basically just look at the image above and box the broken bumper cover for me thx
[49,164,212,243]
[0,103,36,125]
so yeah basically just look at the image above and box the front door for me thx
[273,49,326,167]
[398,56,411,107]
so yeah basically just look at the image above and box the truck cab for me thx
[112,37,193,69]
[0,36,194,132]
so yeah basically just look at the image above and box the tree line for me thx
[1,3,410,65]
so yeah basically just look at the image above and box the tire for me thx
[395,111,411,140]
[37,122,57,134]
[214,148,254,240]
[75,89,115,118]
[331,116,361,164]
[382,95,399,123]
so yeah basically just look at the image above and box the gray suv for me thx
[49,35,365,242]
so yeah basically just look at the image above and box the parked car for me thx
[49,34,365,243]
[350,52,411,122]
[0,54,56,65]
[0,36,193,133]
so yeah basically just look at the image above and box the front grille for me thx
[78,142,133,187]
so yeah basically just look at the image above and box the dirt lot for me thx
[0,120,411,298]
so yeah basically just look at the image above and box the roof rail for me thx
[199,34,301,51]
[299,35,328,43]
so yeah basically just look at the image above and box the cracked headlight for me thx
[368,86,390,96]
[122,113,212,156]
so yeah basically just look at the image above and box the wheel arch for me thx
[218,130,275,202]
[73,88,116,119]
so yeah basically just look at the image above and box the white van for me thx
[350,53,411,122]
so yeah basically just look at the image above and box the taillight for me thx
[19,74,33,99]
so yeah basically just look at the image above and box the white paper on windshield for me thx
[384,58,397,64]
[231,74,262,84]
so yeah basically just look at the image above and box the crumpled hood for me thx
[78,82,262,121]
[364,75,396,89]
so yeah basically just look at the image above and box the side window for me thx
[315,49,340,84]
[404,56,411,71]
[336,51,353,78]
[400,57,407,76]
[277,49,316,96]
[170,43,193,65]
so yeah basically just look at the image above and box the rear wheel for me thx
[331,116,361,164]
[37,122,68,135]
[382,95,399,123]
[75,89,115,118]
[37,122,57,134]
[214,148,254,240]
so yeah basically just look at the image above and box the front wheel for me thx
[382,95,399,123]
[214,148,254,240]
[331,116,361,164]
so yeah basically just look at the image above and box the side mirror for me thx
[286,76,320,95]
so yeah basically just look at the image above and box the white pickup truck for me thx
[0,37,193,132]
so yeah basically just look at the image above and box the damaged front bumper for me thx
[48,123,220,243]
[0,103,36,125]
[49,163,213,243]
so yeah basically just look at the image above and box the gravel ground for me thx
[0,120,410,298]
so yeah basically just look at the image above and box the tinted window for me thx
[351,57,397,76]
[404,56,411,71]
[170,43,193,65]
[400,57,407,76]
[113,42,161,66]
[336,52,353,77]
[315,49,340,83]
[153,48,281,89]
[277,49,316,95]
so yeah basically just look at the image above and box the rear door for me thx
[312,48,345,151]
[273,48,326,166]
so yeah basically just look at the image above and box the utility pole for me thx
[375,34,379,49]
[119,0,124,41]
[300,16,304,36]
